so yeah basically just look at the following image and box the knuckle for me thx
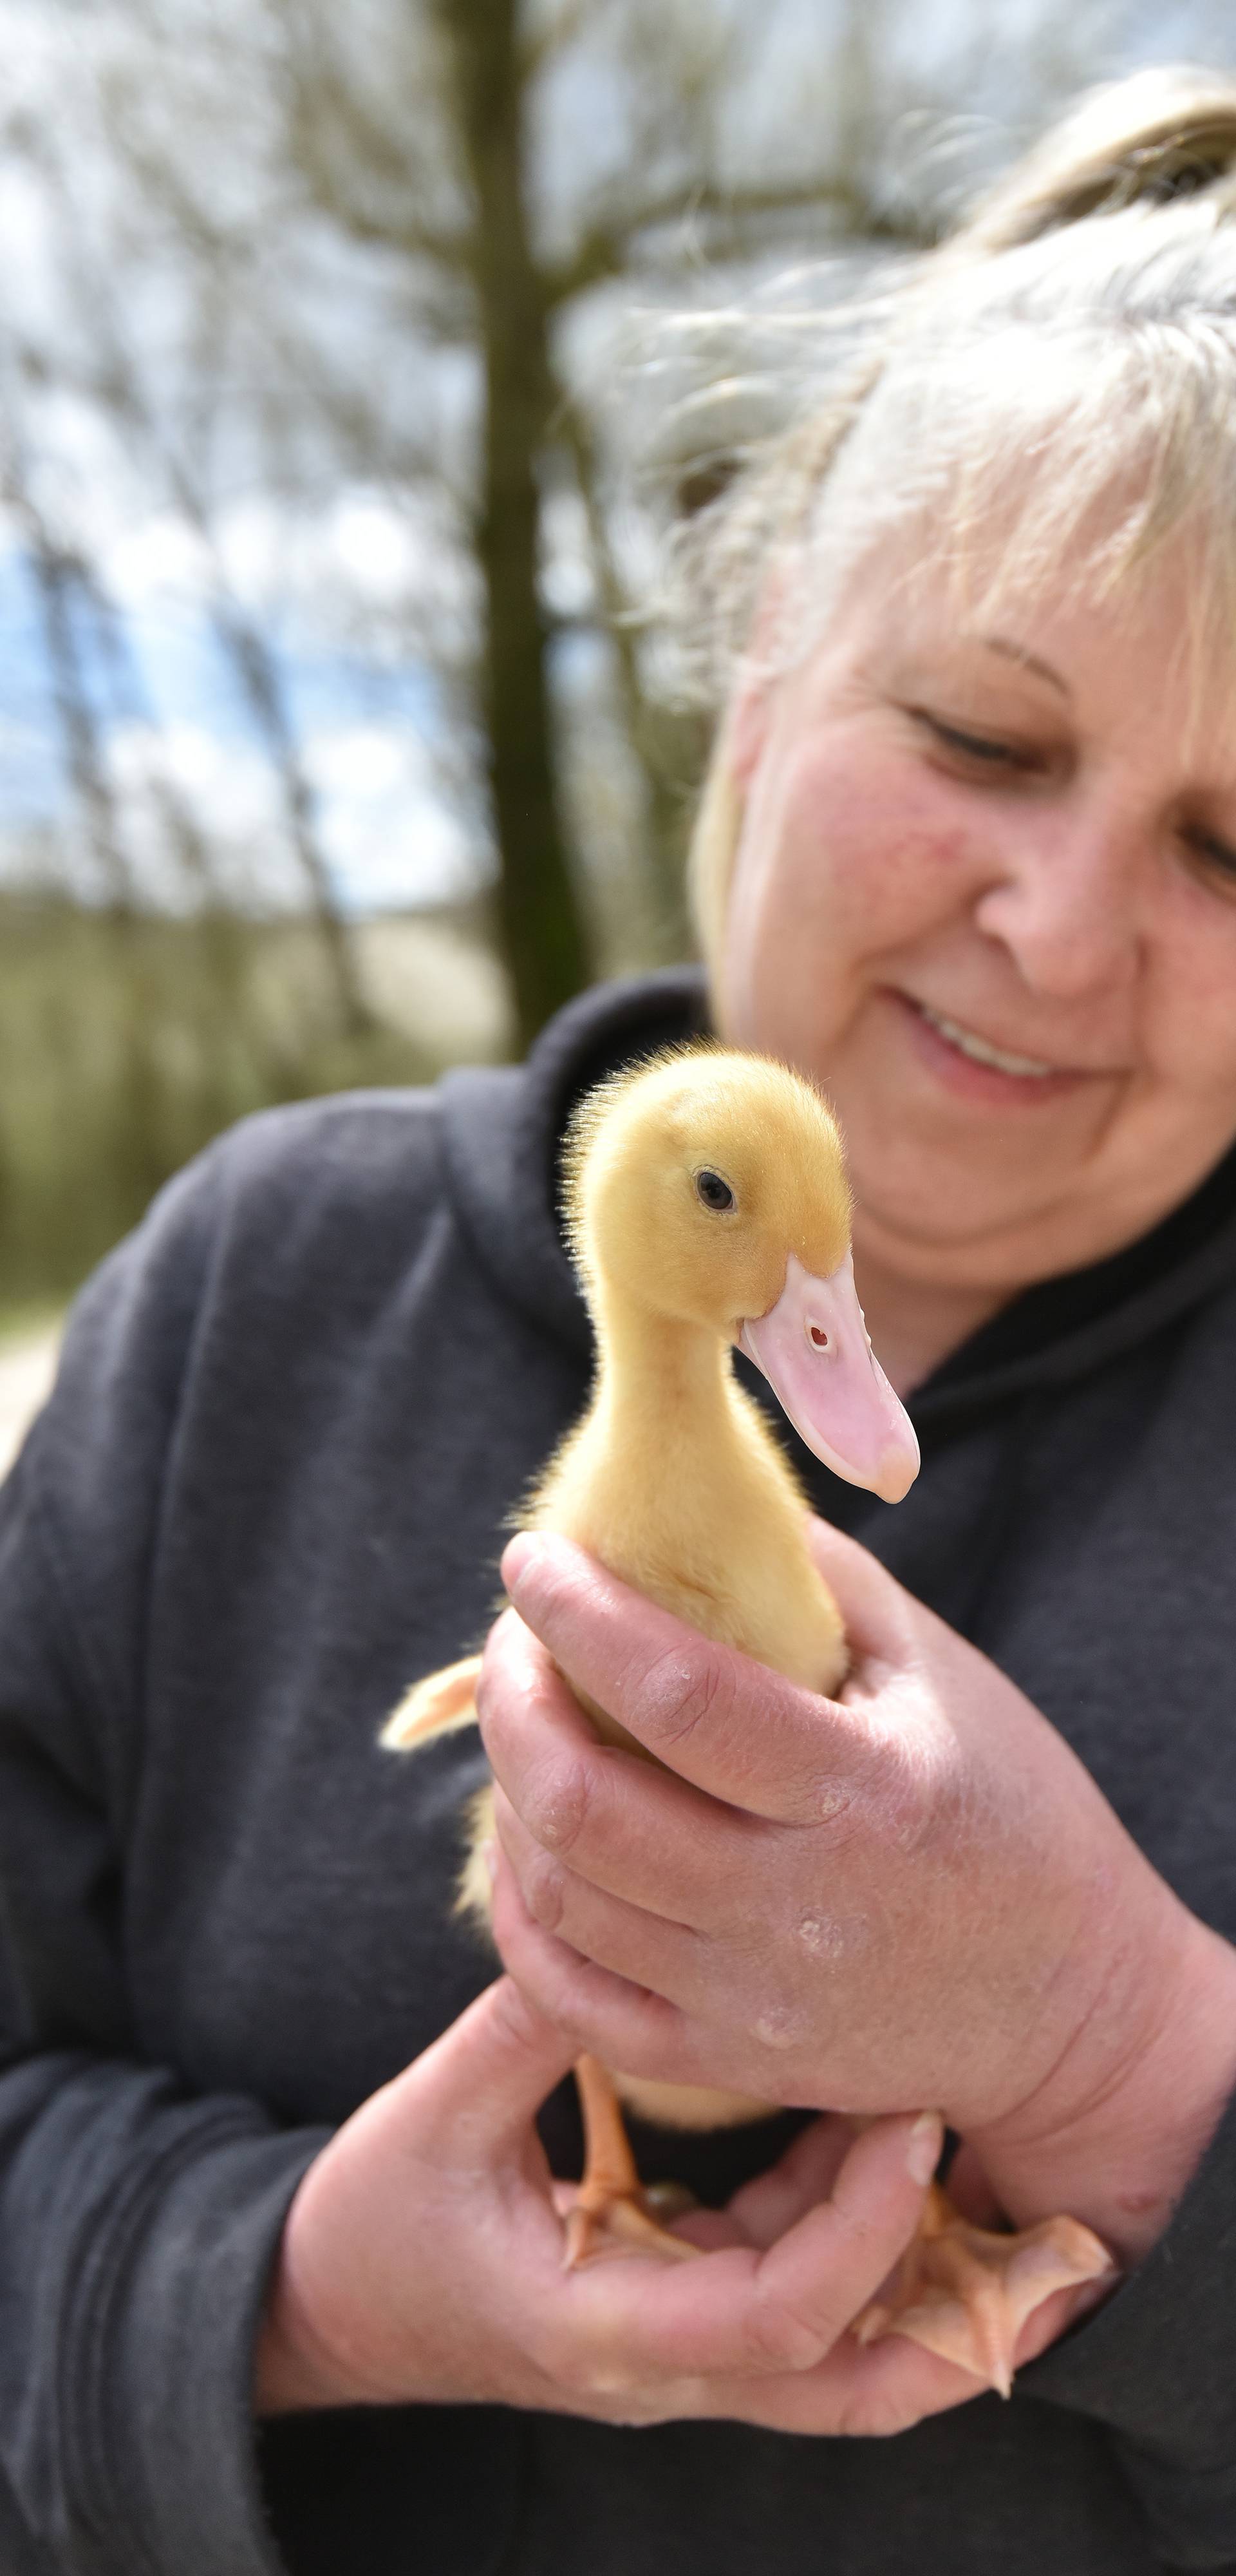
[521,1846,568,1933]
[871,1729,951,1855]
[794,1776,862,1840]
[486,1977,547,2060]
[521,1753,596,1855]
[740,2289,823,2374]
[528,1960,595,2048]
[638,1642,736,1748]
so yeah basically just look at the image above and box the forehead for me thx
[787,512,1236,771]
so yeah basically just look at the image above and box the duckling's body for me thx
[387,1046,869,2132]
[541,1337,847,1698]
[384,1046,1110,2386]
[458,1264,849,2130]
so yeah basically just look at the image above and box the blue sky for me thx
[0,522,482,916]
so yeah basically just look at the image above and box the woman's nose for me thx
[973,813,1142,1000]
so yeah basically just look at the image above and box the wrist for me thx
[254,2286,349,2416]
[254,2238,379,2415]
[972,1908,1236,2264]
[253,2172,400,2416]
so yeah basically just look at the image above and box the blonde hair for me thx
[686,65,1236,967]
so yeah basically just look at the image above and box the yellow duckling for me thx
[383,1046,1110,2393]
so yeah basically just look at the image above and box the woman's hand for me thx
[480,1525,1236,2266]
[254,1975,1013,2434]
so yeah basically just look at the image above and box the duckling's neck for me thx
[592,1294,733,1431]
[566,1285,765,1561]
[538,1278,839,1711]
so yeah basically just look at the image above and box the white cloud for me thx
[97,714,485,914]
[329,496,426,603]
[303,722,483,911]
[100,515,212,607]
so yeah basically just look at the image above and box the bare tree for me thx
[2,0,1212,1066]
[124,0,949,1045]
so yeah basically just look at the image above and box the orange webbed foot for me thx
[563,2055,700,2269]
[853,2183,1114,2396]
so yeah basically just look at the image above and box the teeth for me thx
[917,1003,1055,1079]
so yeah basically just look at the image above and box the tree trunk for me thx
[437,0,591,1050]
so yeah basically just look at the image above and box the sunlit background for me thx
[1,0,1234,1435]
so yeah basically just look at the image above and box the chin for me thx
[847,1150,1076,1267]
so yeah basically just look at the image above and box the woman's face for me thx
[716,538,1236,1298]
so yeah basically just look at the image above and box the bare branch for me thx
[518,0,594,85]
[0,428,136,911]
[545,178,926,307]
[559,392,695,956]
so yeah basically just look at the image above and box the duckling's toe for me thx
[853,2191,1114,2396]
[562,2186,701,2269]
[565,2053,701,2269]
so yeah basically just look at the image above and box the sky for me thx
[0,498,480,914]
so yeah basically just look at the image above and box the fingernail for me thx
[482,1839,498,1886]
[906,2111,944,2186]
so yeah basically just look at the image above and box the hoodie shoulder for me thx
[440,969,708,1356]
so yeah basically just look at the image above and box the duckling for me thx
[382,1046,1110,2394]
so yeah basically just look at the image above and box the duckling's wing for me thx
[380,1653,483,1751]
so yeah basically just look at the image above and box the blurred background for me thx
[2,0,1235,1440]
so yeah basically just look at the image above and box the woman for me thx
[3,64,1236,2576]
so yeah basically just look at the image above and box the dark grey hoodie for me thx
[0,968,1234,2576]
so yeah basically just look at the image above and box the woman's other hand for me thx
[253,1975,1023,2433]
[482,1528,1236,2266]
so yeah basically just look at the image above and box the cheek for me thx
[1143,877,1236,1112]
[723,742,979,1030]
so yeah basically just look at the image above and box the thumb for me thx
[805,1517,917,1667]
[402,1976,581,2168]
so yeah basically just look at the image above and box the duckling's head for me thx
[565,1048,919,1504]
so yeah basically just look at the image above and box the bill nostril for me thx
[809,1323,829,1349]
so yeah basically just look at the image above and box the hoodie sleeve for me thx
[1018,2079,1236,2571]
[0,1151,328,2575]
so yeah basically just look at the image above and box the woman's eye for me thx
[1183,825,1236,889]
[912,711,1033,771]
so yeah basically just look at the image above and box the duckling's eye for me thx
[695,1169,736,1213]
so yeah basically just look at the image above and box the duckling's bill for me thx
[740,1251,920,1504]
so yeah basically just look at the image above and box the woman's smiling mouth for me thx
[913,998,1056,1079]
[890,990,1102,1101]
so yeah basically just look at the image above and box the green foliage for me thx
[0,895,435,1302]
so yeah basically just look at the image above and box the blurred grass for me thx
[0,892,503,1305]
[0,1300,62,1344]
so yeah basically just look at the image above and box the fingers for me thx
[573,2113,944,2388]
[491,1786,714,2011]
[803,1517,922,1665]
[479,1607,769,1930]
[724,2114,857,2250]
[489,1842,702,2085]
[500,1533,879,1823]
[738,2112,946,2371]
[709,2329,984,2438]
[360,1992,987,2438]
[401,1976,580,2169]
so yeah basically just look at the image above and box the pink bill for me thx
[740,1251,920,1504]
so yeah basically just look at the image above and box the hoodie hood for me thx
[440,968,1236,1441]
